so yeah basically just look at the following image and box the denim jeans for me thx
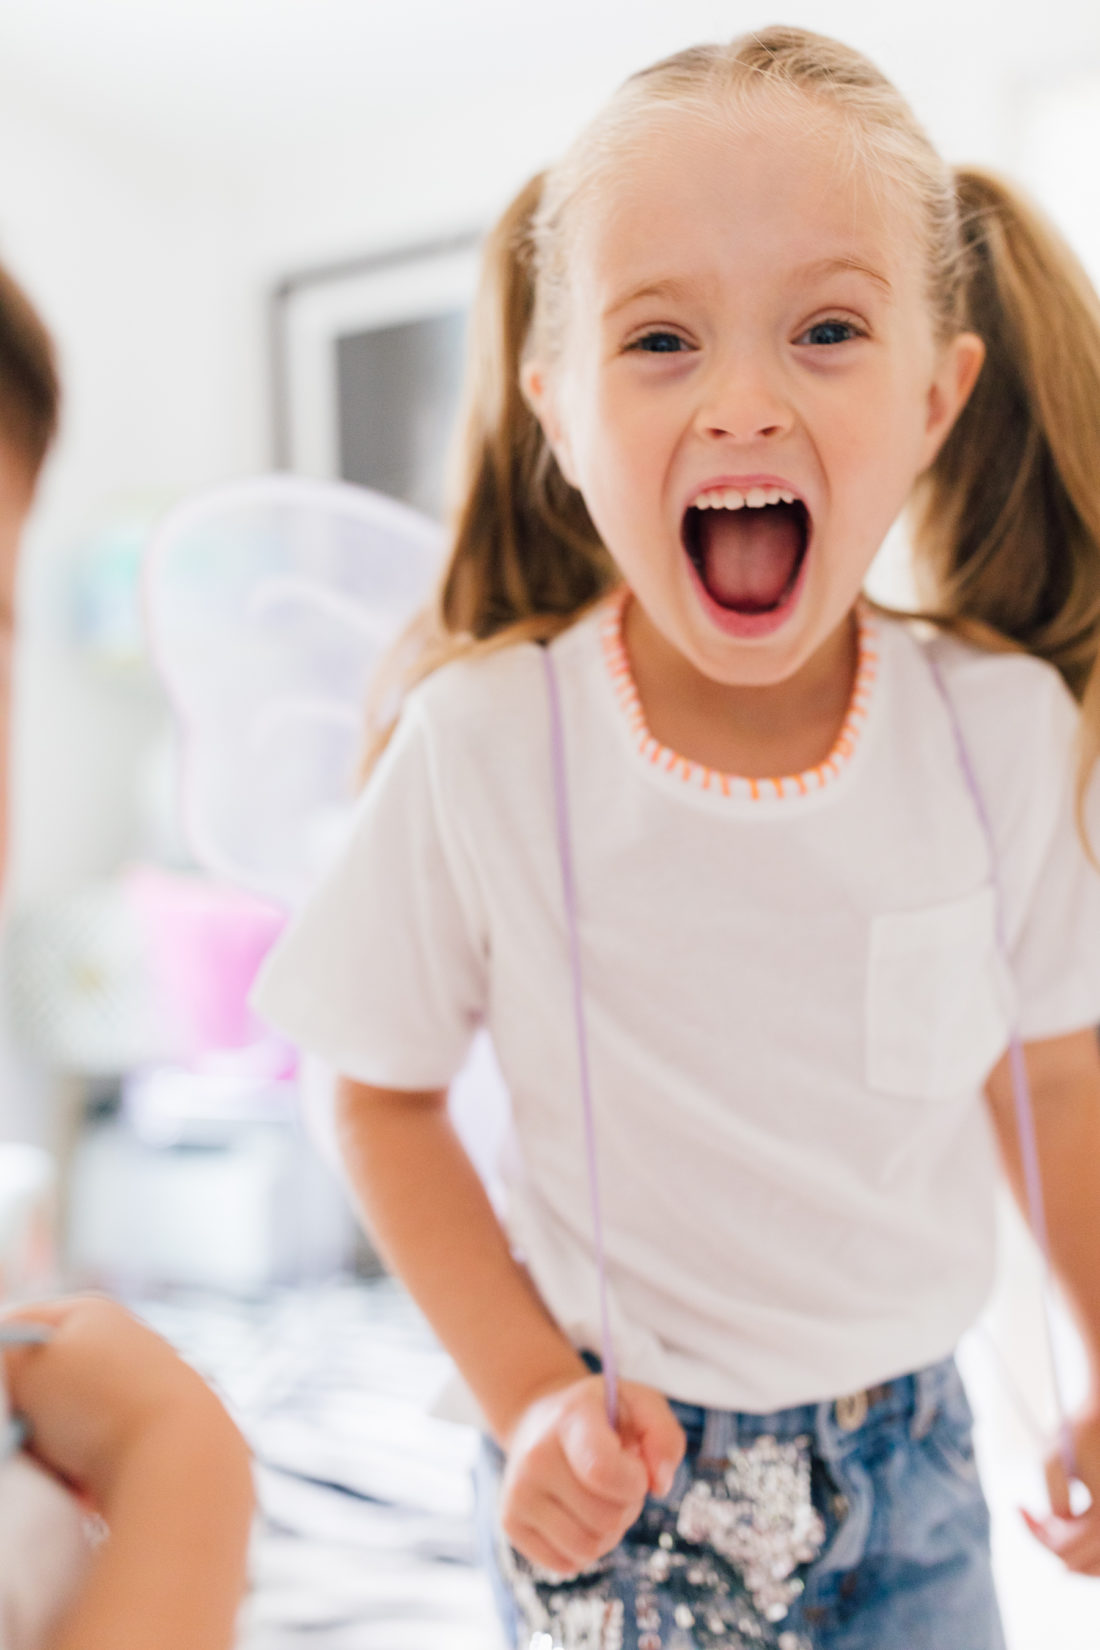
[475,1354,1006,1650]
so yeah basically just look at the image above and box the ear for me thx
[520,357,579,487]
[919,330,986,469]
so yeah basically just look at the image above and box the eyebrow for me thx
[602,255,893,320]
[602,276,698,320]
[796,256,894,297]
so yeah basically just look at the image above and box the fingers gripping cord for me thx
[543,649,620,1429]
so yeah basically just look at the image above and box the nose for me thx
[693,353,792,443]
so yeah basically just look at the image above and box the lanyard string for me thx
[927,656,1076,1483]
[543,649,620,1430]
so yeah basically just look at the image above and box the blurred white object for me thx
[68,1102,356,1294]
[124,1065,297,1148]
[144,475,514,1205]
[109,1059,337,1285]
[0,1146,58,1301]
[6,882,169,1074]
[144,474,443,906]
[0,1448,91,1650]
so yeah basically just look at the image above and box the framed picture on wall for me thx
[270,231,482,519]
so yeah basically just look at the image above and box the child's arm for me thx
[985,1026,1100,1575]
[2,1296,254,1650]
[336,1077,684,1574]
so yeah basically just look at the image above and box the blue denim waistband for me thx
[580,1348,966,1467]
[671,1354,964,1467]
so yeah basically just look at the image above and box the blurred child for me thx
[0,260,253,1650]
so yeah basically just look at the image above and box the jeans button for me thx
[835,1391,868,1430]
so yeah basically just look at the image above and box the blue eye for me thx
[802,319,862,347]
[628,331,688,354]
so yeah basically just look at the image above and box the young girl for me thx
[253,25,1100,1648]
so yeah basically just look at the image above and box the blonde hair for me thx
[365,25,1100,813]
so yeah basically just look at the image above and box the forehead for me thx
[569,103,913,309]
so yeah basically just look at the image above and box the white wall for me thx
[0,76,262,905]
[0,77,264,1137]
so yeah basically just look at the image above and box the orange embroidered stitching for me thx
[599,588,877,801]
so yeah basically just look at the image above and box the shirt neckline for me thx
[598,587,880,803]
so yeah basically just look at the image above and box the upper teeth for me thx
[692,486,796,510]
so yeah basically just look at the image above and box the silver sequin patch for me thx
[498,1429,828,1648]
[507,1555,625,1650]
[675,1435,825,1623]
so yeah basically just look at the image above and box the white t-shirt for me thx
[253,595,1100,1411]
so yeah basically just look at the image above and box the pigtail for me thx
[360,173,615,777]
[440,174,613,638]
[909,167,1100,701]
[907,168,1100,843]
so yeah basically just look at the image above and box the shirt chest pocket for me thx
[866,888,1015,1100]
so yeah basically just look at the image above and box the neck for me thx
[621,596,861,780]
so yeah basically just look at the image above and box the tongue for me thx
[698,507,803,611]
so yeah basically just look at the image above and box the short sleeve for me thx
[1002,675,1100,1041]
[250,698,487,1089]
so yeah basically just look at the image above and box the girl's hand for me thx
[500,1374,685,1576]
[0,1295,248,1512]
[1021,1403,1100,1576]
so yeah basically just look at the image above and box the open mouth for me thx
[682,496,810,616]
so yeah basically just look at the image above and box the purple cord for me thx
[543,648,620,1430]
[928,656,1076,1484]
